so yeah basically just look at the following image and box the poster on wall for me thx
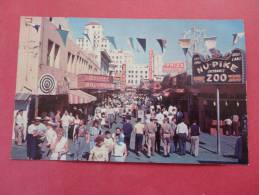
[11,17,247,165]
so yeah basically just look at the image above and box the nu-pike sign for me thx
[192,49,243,84]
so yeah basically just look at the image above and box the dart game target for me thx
[39,74,56,94]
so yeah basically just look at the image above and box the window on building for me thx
[47,40,54,66]
[54,44,60,68]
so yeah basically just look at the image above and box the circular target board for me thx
[39,74,56,94]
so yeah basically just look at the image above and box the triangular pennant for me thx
[84,33,91,42]
[232,33,238,46]
[128,37,135,51]
[106,36,117,50]
[233,32,245,46]
[157,39,167,53]
[57,29,69,46]
[183,48,188,56]
[33,24,40,32]
[137,38,146,52]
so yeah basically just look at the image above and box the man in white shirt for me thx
[61,110,70,138]
[176,120,188,155]
[42,121,57,159]
[155,109,164,126]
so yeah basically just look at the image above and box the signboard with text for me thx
[192,48,243,84]
[162,62,185,73]
[78,74,113,83]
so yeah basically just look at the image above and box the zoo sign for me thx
[192,49,243,84]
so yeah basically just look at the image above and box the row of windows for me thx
[127,80,139,84]
[127,75,147,78]
[128,70,148,74]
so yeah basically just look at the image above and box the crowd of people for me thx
[14,93,206,162]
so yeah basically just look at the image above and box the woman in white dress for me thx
[50,128,68,160]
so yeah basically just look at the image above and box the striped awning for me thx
[68,90,97,104]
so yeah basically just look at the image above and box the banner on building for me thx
[192,48,243,84]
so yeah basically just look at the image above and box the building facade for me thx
[126,64,149,88]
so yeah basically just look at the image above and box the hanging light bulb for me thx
[225,101,228,106]
[237,101,240,107]
[213,101,216,106]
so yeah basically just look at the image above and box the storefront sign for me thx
[162,62,185,73]
[148,49,153,80]
[78,74,113,83]
[192,49,243,84]
[78,82,115,90]
[121,64,126,90]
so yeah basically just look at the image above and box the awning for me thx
[68,90,97,104]
[15,93,31,101]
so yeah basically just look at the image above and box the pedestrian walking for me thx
[122,117,133,151]
[170,118,178,154]
[89,135,108,162]
[155,121,162,154]
[27,120,37,159]
[14,110,25,145]
[50,128,68,160]
[73,120,89,160]
[134,118,145,156]
[61,110,70,139]
[89,120,102,150]
[104,131,114,160]
[189,120,200,157]
[41,121,57,160]
[144,117,157,158]
[176,119,188,155]
[161,118,173,157]
[111,134,127,162]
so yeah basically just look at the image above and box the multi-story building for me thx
[14,17,101,138]
[76,22,112,74]
[126,64,149,88]
[109,49,134,76]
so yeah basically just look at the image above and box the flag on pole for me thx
[232,32,245,46]
[57,29,69,46]
[137,38,146,52]
[106,36,117,50]
[157,39,167,53]
[128,37,135,51]
[204,36,217,50]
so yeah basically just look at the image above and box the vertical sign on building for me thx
[121,64,126,91]
[149,49,154,80]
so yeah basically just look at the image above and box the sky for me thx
[67,18,245,64]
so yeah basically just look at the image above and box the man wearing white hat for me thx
[41,121,57,160]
